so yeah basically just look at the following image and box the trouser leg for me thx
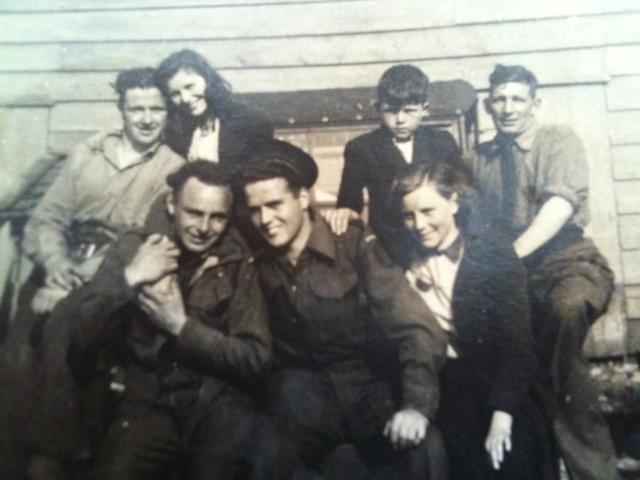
[534,275,620,480]
[89,401,181,480]
[186,387,303,480]
[266,368,345,469]
[29,294,84,464]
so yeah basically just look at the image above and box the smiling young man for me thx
[327,64,458,260]
[472,64,620,480]
[22,67,184,315]
[66,161,284,480]
[3,68,185,480]
[238,140,448,480]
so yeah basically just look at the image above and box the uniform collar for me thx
[304,212,337,262]
[254,209,337,264]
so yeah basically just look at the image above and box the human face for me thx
[486,81,540,136]
[380,102,428,142]
[121,87,167,152]
[166,68,208,117]
[401,181,459,251]
[244,177,309,250]
[167,178,232,254]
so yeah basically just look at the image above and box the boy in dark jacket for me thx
[327,64,458,259]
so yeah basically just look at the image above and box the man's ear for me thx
[483,96,492,116]
[299,188,310,211]
[450,192,460,216]
[422,102,429,117]
[532,95,542,112]
[166,192,176,216]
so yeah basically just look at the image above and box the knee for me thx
[547,290,589,332]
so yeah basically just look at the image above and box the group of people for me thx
[0,48,620,480]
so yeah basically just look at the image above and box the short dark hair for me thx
[377,64,429,109]
[155,49,232,118]
[166,160,231,196]
[114,67,160,110]
[390,157,473,224]
[489,64,538,96]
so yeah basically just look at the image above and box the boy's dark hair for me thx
[489,64,538,97]
[155,49,232,118]
[390,157,474,225]
[377,64,429,109]
[114,67,160,110]
[166,160,231,196]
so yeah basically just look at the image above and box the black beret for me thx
[237,139,318,189]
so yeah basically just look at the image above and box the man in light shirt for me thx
[1,67,184,480]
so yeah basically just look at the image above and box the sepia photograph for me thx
[0,1,639,479]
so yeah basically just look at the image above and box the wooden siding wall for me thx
[0,0,638,355]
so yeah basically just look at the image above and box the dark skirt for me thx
[436,358,558,480]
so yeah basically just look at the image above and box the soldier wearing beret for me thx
[237,140,448,479]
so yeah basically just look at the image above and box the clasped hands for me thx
[124,234,187,336]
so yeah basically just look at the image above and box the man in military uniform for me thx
[237,140,448,479]
[68,161,287,479]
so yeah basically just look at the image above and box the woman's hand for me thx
[485,410,513,470]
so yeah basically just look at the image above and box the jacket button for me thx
[291,285,297,293]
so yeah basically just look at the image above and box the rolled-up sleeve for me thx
[539,127,589,224]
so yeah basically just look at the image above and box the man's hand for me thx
[46,261,84,292]
[124,234,179,288]
[321,208,359,236]
[138,275,187,336]
[383,408,429,449]
[485,410,513,470]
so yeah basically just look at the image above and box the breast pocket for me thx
[186,270,234,329]
[306,267,361,337]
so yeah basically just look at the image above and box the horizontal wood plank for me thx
[607,46,640,76]
[0,0,454,43]
[0,44,61,71]
[615,180,640,214]
[604,11,640,45]
[454,0,640,24]
[622,250,640,285]
[619,214,640,250]
[612,145,640,180]
[0,107,50,209]
[627,297,640,319]
[607,76,640,111]
[0,48,607,106]
[0,15,603,73]
[609,111,640,145]
[0,0,336,12]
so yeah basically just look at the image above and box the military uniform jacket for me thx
[71,224,271,407]
[255,215,447,418]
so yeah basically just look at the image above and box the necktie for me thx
[498,135,518,232]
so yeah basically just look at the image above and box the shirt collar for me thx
[254,210,337,264]
[303,212,337,262]
[495,121,538,152]
[102,130,163,169]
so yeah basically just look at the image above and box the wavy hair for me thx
[156,49,233,119]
